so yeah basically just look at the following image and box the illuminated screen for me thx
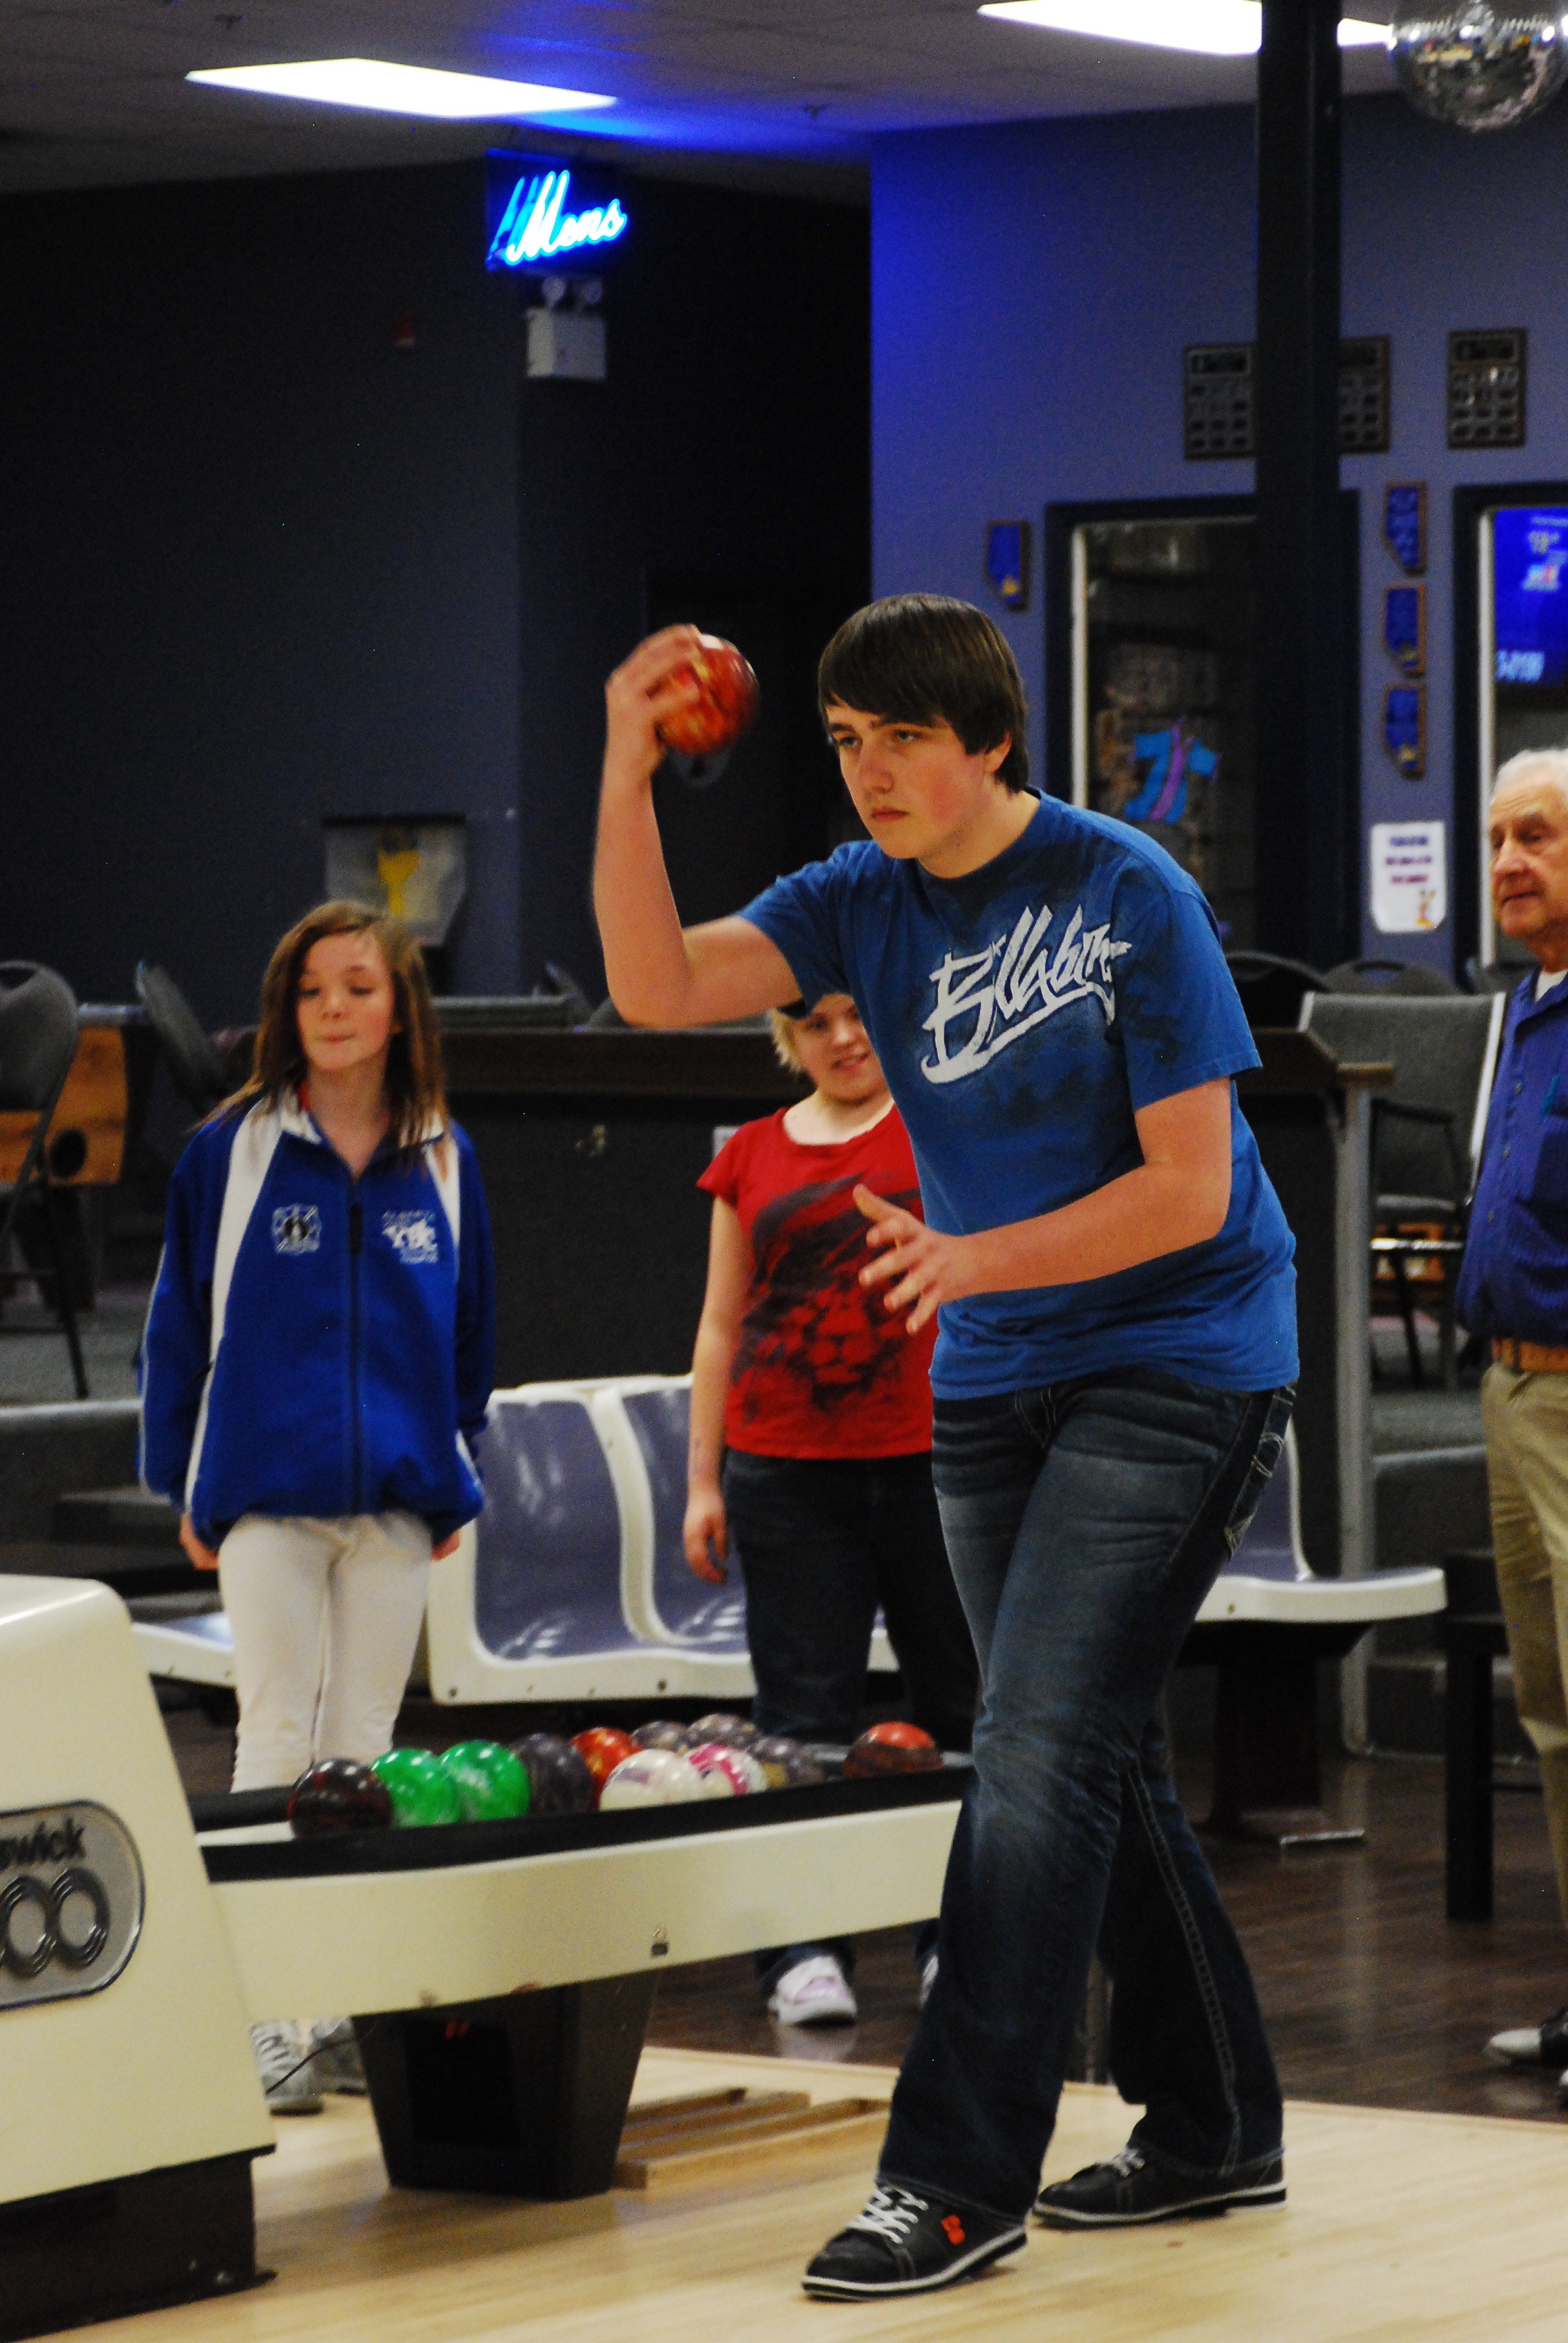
[1493,506,1568,689]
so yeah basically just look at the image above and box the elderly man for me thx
[1458,748,1568,2090]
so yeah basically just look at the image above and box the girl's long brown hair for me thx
[219,900,448,1152]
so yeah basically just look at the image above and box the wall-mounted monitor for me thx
[1492,506,1568,690]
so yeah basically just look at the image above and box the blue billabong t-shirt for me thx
[740,793,1297,1397]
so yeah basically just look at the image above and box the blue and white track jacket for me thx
[140,1094,495,1544]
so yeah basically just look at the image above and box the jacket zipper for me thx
[348,1196,364,1511]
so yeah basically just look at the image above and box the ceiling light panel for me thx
[977,4,1386,56]
[185,61,616,120]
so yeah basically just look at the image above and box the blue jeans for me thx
[878,1368,1293,2220]
[723,1449,979,1991]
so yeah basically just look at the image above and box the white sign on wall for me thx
[1370,821,1447,934]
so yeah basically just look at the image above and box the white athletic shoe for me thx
[251,2020,324,2114]
[310,2017,368,2094]
[769,1953,858,2027]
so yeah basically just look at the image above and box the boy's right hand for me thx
[683,1487,728,1584]
[180,1512,220,1573]
[604,626,708,790]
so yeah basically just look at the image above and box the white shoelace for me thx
[1106,2146,1146,2178]
[848,2186,930,2244]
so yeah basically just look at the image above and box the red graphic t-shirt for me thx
[698,1103,935,1460]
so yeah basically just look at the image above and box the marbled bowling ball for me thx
[570,1727,639,1803]
[684,1712,760,1752]
[750,1734,808,1791]
[782,1749,828,1788]
[684,1741,757,1799]
[630,1719,689,1754]
[843,1721,943,1779]
[656,637,760,759]
[511,1732,596,1818]
[440,1739,530,1823]
[601,1749,705,1809]
[371,1747,464,1826]
[287,1757,394,1838]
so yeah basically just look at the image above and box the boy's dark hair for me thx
[817,595,1030,791]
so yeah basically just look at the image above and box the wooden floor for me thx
[83,2046,1568,2343]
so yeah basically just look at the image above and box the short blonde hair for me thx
[768,1006,806,1073]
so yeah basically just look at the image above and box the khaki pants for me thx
[1482,1362,1568,1924]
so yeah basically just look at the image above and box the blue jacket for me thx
[1457,975,1568,1345]
[140,1094,495,1543]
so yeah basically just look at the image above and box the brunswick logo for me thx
[0,1803,143,2009]
[921,901,1131,1086]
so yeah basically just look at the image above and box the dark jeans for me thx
[878,1369,1293,2220]
[723,1449,980,1990]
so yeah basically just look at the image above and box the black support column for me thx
[1254,0,1348,968]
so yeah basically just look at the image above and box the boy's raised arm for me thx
[594,627,802,1027]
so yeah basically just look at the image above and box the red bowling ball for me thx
[570,1727,638,1803]
[843,1721,943,1779]
[656,637,759,758]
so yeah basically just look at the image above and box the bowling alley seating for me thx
[1324,957,1463,997]
[1301,990,1506,1389]
[1224,949,1327,1029]
[134,960,230,1115]
[0,960,89,1398]
[1183,1425,1445,1843]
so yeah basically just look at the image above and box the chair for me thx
[1464,955,1529,998]
[595,1380,750,1651]
[1301,992,1505,1388]
[1184,1426,1445,1843]
[0,962,88,1398]
[1224,952,1327,1029]
[1325,957,1462,998]
[134,962,230,1115]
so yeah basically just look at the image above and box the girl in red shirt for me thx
[686,994,978,2026]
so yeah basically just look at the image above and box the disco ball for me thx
[1389,5,1568,133]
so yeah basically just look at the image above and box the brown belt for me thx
[1492,1337,1568,1372]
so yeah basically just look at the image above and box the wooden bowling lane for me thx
[79,2048,1568,2343]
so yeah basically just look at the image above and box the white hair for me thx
[1493,747,1568,807]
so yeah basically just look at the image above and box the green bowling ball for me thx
[440,1739,531,1822]
[371,1747,463,1827]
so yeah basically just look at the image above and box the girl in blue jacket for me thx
[142,902,495,1800]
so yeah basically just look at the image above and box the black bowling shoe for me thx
[1034,2141,1285,2227]
[1486,2005,1568,2068]
[803,2184,1026,2298]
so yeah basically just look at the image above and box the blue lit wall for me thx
[871,92,1568,973]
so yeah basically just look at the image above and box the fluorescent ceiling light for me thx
[977,4,1387,56]
[186,59,615,119]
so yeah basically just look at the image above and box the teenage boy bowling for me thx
[593,595,1297,2299]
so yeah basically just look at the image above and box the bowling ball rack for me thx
[189,1764,972,2201]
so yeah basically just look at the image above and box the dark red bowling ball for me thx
[843,1722,943,1780]
[511,1732,596,1817]
[287,1757,394,1837]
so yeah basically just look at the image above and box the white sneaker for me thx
[310,2017,368,2094]
[251,2020,324,2114]
[769,1953,858,2027]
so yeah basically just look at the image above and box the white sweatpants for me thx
[219,1512,433,1792]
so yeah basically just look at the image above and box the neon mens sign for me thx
[486,165,629,269]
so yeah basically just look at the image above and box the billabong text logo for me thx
[921,900,1130,1086]
[382,1210,439,1265]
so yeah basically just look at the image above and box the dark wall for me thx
[1,161,869,1021]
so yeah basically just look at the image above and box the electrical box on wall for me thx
[527,309,606,381]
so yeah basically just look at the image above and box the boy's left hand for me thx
[431,1533,461,1561]
[855,1185,974,1335]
